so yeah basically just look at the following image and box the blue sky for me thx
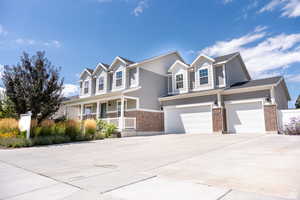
[0,0,300,107]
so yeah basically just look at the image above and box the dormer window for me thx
[176,74,184,89]
[199,69,208,85]
[98,77,104,91]
[116,71,123,87]
[84,81,89,94]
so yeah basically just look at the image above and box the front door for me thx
[100,103,107,118]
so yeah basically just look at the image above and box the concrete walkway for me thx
[0,134,299,200]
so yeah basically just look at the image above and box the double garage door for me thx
[164,104,212,134]
[164,101,265,134]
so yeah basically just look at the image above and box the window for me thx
[175,74,184,89]
[116,71,123,87]
[98,77,104,91]
[199,69,208,85]
[84,81,89,94]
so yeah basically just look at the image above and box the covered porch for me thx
[65,96,138,131]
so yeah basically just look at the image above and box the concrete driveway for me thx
[0,134,300,200]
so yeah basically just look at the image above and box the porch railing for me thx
[102,117,136,130]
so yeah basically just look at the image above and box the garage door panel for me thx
[226,101,265,133]
[165,105,212,134]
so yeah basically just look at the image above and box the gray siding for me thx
[127,68,168,110]
[128,67,137,87]
[189,71,195,89]
[161,95,217,107]
[215,65,224,87]
[225,57,249,87]
[275,82,288,109]
[223,90,270,104]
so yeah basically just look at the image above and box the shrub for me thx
[0,129,19,138]
[54,123,66,135]
[0,138,32,148]
[280,117,300,135]
[65,120,81,140]
[96,120,107,132]
[0,118,19,133]
[31,126,43,137]
[84,119,97,138]
[104,123,117,138]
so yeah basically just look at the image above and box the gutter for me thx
[159,84,275,102]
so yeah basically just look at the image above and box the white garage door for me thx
[226,101,265,133]
[164,104,212,134]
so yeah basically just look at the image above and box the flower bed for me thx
[0,118,119,148]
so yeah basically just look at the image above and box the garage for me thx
[164,104,212,134]
[225,100,265,133]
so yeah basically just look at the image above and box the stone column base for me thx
[264,104,278,134]
[212,107,227,134]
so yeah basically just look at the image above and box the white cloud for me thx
[15,38,36,45]
[200,26,300,78]
[259,0,300,18]
[15,38,61,48]
[62,84,79,97]
[132,0,148,16]
[43,40,61,48]
[0,24,8,36]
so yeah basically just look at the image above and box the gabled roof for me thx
[213,52,239,64]
[128,51,185,67]
[190,54,215,67]
[168,60,190,72]
[93,62,109,75]
[226,76,282,89]
[79,68,93,79]
[118,56,135,64]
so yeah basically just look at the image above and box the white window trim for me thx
[96,74,107,95]
[112,67,126,91]
[193,64,214,91]
[199,68,209,85]
[172,70,188,95]
[175,73,184,90]
[80,78,92,97]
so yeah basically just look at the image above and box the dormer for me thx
[79,68,93,98]
[190,54,215,91]
[93,63,109,95]
[168,60,189,94]
[110,56,128,91]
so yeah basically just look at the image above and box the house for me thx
[61,51,290,136]
[0,87,5,101]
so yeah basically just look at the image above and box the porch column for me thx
[217,92,222,107]
[270,86,276,104]
[80,104,84,120]
[119,96,125,130]
[96,101,100,120]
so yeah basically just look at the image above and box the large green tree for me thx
[3,51,64,123]
[296,95,300,109]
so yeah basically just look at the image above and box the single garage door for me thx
[164,104,212,134]
[226,101,265,133]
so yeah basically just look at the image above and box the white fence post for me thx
[19,112,32,139]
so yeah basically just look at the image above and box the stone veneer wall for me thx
[212,107,227,133]
[264,104,278,133]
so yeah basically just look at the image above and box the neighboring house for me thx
[62,51,290,135]
[0,87,5,101]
